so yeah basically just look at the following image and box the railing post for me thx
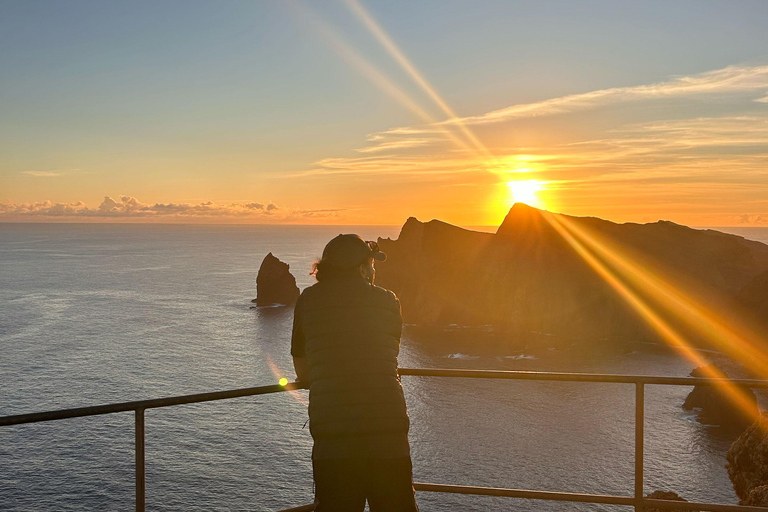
[136,408,146,512]
[634,382,644,512]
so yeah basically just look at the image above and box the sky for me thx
[1,0,768,227]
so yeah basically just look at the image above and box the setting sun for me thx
[507,179,544,207]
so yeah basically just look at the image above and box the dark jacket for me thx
[291,276,411,460]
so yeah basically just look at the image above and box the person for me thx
[291,234,419,512]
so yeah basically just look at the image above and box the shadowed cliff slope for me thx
[375,204,768,344]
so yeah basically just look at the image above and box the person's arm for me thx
[290,294,311,384]
[293,356,310,384]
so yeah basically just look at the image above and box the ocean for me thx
[2,223,767,511]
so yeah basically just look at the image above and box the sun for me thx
[507,179,544,207]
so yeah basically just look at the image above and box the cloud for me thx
[0,196,341,221]
[737,214,767,225]
[293,63,768,192]
[444,64,768,127]
[22,171,62,177]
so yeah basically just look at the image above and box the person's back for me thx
[291,234,418,512]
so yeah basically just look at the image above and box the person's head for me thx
[312,234,386,283]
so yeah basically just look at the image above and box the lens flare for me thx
[343,0,497,163]
[542,211,762,425]
[266,354,308,406]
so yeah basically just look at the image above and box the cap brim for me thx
[372,251,387,262]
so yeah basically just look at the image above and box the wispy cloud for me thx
[0,196,345,221]
[298,64,768,185]
[446,64,768,126]
[22,171,63,177]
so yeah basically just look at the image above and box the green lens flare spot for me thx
[279,378,288,386]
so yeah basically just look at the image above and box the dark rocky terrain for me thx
[375,204,768,346]
[727,414,768,505]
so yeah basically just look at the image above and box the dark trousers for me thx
[313,457,419,512]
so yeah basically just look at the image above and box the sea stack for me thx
[253,253,300,306]
[682,364,758,430]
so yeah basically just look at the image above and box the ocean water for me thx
[1,223,768,512]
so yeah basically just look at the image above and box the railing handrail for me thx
[398,367,768,386]
[3,368,766,427]
[0,381,308,427]
[4,368,768,512]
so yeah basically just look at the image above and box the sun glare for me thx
[507,179,543,207]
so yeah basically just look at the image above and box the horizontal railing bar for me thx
[398,368,768,387]
[414,482,635,505]
[6,368,768,427]
[414,483,768,511]
[274,504,315,512]
[643,498,768,512]
[0,381,308,427]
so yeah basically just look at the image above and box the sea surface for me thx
[2,223,768,512]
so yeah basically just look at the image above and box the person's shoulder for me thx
[296,283,321,304]
[368,283,400,308]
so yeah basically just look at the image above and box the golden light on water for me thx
[507,179,544,207]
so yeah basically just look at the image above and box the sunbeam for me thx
[542,211,762,425]
[342,0,498,164]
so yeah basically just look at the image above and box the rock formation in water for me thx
[682,364,758,430]
[375,204,768,344]
[727,414,768,503]
[252,253,300,306]
[644,490,698,512]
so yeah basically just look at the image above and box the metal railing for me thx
[2,368,768,512]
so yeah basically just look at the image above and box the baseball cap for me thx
[322,234,387,268]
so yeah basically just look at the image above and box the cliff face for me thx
[736,269,768,323]
[375,204,768,342]
[727,414,768,504]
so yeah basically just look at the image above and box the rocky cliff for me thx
[727,414,768,504]
[375,204,768,343]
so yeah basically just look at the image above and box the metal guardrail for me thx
[2,368,768,512]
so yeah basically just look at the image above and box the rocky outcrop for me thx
[252,253,300,306]
[375,204,768,343]
[683,364,759,430]
[745,485,768,507]
[726,414,768,503]
[644,490,697,512]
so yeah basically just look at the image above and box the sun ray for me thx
[342,0,500,165]
[542,212,761,424]
[289,0,487,160]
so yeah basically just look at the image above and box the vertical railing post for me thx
[135,408,146,512]
[634,382,645,512]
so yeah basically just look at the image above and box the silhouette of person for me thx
[291,234,419,512]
